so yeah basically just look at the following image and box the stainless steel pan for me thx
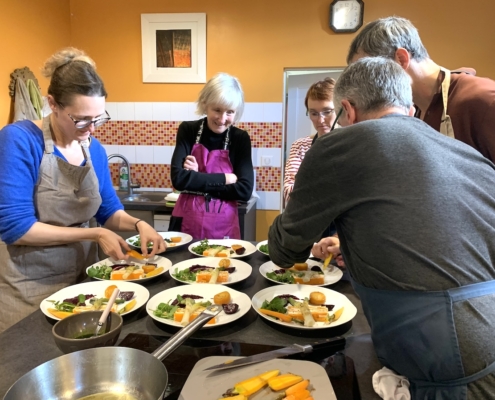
[4,305,222,400]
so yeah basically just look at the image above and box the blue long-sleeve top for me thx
[0,120,123,244]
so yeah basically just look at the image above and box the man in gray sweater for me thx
[269,57,495,399]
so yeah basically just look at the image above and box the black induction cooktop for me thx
[119,333,360,400]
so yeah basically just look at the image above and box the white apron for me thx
[0,117,102,332]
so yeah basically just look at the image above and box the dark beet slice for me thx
[311,266,323,272]
[222,303,239,314]
[63,294,95,305]
[223,267,236,274]
[171,294,204,306]
[189,265,215,273]
[324,304,335,311]
[234,247,246,255]
[273,269,288,275]
[275,294,300,300]
[112,264,133,270]
[119,291,135,301]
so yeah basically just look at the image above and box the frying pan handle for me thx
[151,305,223,361]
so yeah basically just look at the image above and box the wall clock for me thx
[329,0,364,33]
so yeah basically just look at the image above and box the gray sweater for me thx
[269,114,495,393]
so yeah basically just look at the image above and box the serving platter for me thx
[40,280,150,321]
[251,284,357,330]
[188,239,257,258]
[259,259,343,286]
[126,231,193,252]
[256,239,269,256]
[170,258,252,285]
[86,255,172,283]
[179,356,336,400]
[147,284,251,329]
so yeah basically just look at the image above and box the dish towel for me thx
[13,78,38,122]
[372,367,411,400]
[26,79,43,119]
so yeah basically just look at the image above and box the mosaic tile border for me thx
[95,121,282,148]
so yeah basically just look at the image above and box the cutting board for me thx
[179,356,337,400]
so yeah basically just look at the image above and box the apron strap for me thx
[41,116,55,154]
[438,67,455,138]
[195,117,231,149]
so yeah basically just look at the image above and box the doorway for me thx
[281,67,344,210]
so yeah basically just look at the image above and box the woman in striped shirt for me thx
[283,78,337,204]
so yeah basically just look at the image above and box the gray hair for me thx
[334,57,413,115]
[347,16,429,64]
[41,47,107,107]
[196,72,245,122]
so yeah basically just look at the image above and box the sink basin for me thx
[116,191,167,203]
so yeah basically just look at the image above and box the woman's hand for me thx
[225,173,238,184]
[96,228,132,261]
[312,236,346,268]
[135,221,167,257]
[183,155,198,172]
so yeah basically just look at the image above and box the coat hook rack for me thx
[9,66,42,98]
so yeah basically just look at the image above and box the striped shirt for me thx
[283,135,314,204]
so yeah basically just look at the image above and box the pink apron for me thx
[172,120,241,239]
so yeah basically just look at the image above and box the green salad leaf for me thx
[191,238,210,255]
[172,267,197,282]
[153,302,178,319]
[87,264,113,280]
[266,270,295,284]
[259,244,269,254]
[261,296,288,314]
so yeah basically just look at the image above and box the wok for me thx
[4,305,222,400]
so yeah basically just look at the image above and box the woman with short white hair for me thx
[170,73,254,239]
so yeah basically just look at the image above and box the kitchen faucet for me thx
[107,154,149,202]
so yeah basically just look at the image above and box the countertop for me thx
[0,246,382,399]
[117,190,258,215]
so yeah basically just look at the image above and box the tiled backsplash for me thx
[95,102,284,210]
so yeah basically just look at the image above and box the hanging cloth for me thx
[13,78,38,122]
[27,78,43,119]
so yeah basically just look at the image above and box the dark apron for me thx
[0,116,101,332]
[352,277,495,399]
[171,119,240,239]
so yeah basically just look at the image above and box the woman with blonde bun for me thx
[0,47,165,332]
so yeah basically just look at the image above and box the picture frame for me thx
[141,13,206,83]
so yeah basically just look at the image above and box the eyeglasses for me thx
[307,109,335,120]
[330,108,343,131]
[68,110,111,129]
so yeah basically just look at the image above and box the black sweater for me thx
[170,119,254,201]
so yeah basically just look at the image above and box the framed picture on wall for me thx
[141,13,206,83]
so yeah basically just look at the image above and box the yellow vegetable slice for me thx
[122,299,137,313]
[145,266,164,278]
[48,308,73,319]
[333,307,344,321]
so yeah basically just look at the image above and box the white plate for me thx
[256,239,269,256]
[126,231,193,252]
[251,284,357,330]
[170,258,252,285]
[147,284,251,329]
[86,255,172,283]
[40,280,150,321]
[179,357,336,400]
[188,239,257,258]
[259,259,343,286]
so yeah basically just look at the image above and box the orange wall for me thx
[0,0,71,125]
[68,0,495,103]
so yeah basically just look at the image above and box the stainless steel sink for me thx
[116,191,167,203]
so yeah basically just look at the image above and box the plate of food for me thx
[40,280,150,321]
[251,284,357,330]
[188,239,257,258]
[147,284,251,329]
[256,239,269,256]
[170,257,252,285]
[126,231,192,252]
[259,259,343,286]
[180,357,336,400]
[86,253,172,283]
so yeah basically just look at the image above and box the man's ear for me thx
[341,99,358,125]
[395,48,411,70]
[407,105,415,116]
